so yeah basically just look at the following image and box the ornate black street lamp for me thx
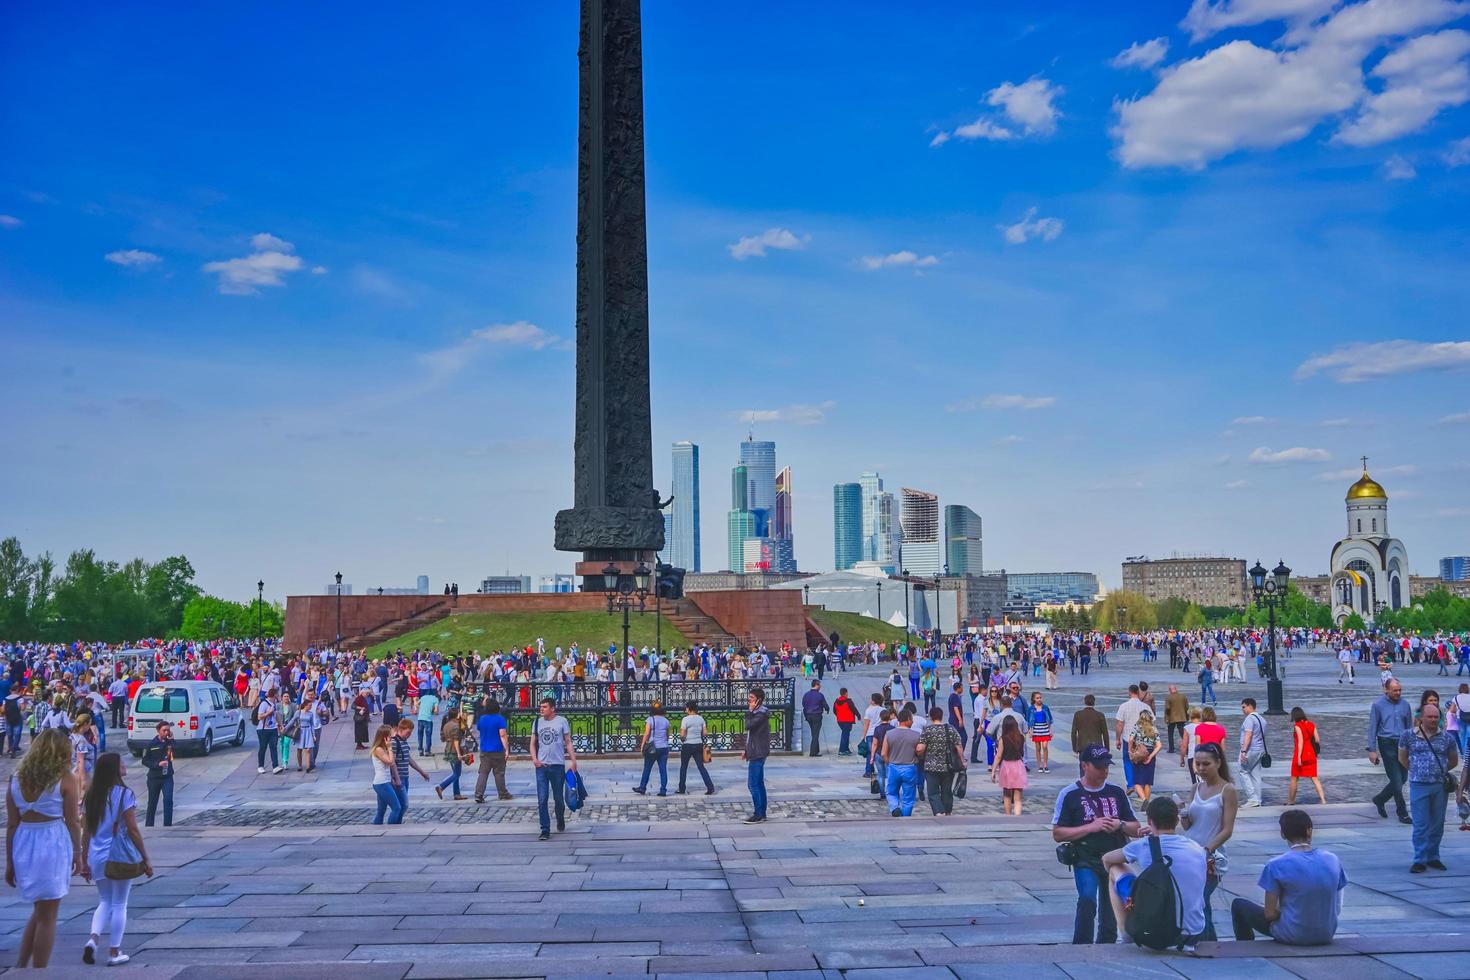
[257,579,265,649]
[902,568,911,637]
[334,571,343,649]
[1249,559,1291,715]
[603,561,651,656]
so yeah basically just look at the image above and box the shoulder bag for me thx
[1253,716,1272,768]
[104,789,146,881]
[1421,731,1458,795]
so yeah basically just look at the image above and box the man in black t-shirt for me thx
[1052,743,1142,944]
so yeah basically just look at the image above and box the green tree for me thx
[1156,596,1189,628]
[177,595,282,641]
[1093,590,1157,632]
[0,537,34,639]
[1181,603,1206,629]
[1343,612,1367,631]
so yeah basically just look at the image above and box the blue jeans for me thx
[637,747,669,793]
[1072,863,1117,944]
[1200,678,1217,705]
[1202,872,1219,941]
[417,719,433,753]
[373,782,404,824]
[747,758,767,818]
[884,762,918,815]
[536,763,566,833]
[437,759,462,796]
[1410,781,1447,864]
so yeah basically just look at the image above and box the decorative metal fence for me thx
[461,679,796,754]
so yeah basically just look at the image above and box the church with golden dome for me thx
[1328,459,1410,624]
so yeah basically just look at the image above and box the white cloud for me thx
[728,228,807,260]
[202,232,306,294]
[311,265,328,275]
[0,214,21,229]
[949,393,1060,412]
[735,401,835,426]
[1114,0,1470,169]
[999,207,1065,244]
[858,250,939,270]
[418,321,571,377]
[1317,463,1417,479]
[1249,446,1332,463]
[1319,416,1355,426]
[1336,29,1470,146]
[1113,37,1171,70]
[932,77,1063,145]
[104,249,162,268]
[1439,410,1470,422]
[1447,134,1470,164]
[997,434,1026,445]
[1382,153,1419,178]
[1224,479,1251,489]
[249,232,294,253]
[1182,0,1341,41]
[1232,415,1270,424]
[1295,339,1470,381]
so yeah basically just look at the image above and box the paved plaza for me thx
[4,650,1469,977]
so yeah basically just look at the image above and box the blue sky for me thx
[3,0,1469,601]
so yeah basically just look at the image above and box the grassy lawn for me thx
[809,609,908,645]
[365,611,689,659]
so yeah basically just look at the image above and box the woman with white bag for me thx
[80,752,153,966]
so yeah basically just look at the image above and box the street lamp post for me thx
[933,573,944,650]
[603,561,651,657]
[334,571,343,649]
[1249,560,1291,715]
[803,584,810,607]
[256,579,264,650]
[876,580,883,622]
[1118,606,1127,636]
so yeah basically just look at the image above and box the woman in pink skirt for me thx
[991,715,1027,815]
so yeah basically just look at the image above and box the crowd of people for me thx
[2,623,1468,964]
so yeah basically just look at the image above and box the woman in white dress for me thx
[5,728,83,968]
[81,752,153,966]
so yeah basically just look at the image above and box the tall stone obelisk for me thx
[554,0,665,582]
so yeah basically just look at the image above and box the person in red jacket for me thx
[833,688,859,756]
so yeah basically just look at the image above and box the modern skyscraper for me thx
[833,483,863,570]
[739,437,776,524]
[668,441,701,570]
[900,488,942,575]
[727,510,757,571]
[859,471,883,562]
[875,491,900,573]
[774,466,793,542]
[731,464,749,512]
[743,536,795,574]
[944,504,982,574]
[1441,556,1470,582]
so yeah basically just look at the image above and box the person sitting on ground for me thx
[1230,809,1347,945]
[1102,795,1208,953]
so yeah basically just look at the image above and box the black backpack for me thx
[1128,835,1184,951]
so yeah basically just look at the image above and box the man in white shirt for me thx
[1103,796,1208,951]
[860,693,885,778]
[1337,647,1355,684]
[1238,698,1267,807]
[1114,685,1154,791]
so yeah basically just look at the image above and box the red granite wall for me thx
[687,590,806,648]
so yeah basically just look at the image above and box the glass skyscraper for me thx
[900,487,942,575]
[1441,556,1470,582]
[739,438,776,518]
[833,483,863,570]
[944,504,982,574]
[668,441,700,571]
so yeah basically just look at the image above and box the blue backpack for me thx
[564,770,586,812]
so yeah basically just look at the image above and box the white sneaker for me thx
[257,766,266,774]
[272,766,285,774]
[108,953,130,966]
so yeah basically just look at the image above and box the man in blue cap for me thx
[1052,743,1142,944]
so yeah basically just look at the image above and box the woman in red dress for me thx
[1288,706,1326,804]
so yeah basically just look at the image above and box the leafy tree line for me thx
[1038,585,1334,632]
[0,537,280,642]
[1374,588,1470,632]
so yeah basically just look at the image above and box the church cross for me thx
[1360,455,1369,472]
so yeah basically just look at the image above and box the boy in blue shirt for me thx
[474,698,511,803]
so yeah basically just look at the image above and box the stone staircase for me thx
[661,598,737,648]
[345,600,451,652]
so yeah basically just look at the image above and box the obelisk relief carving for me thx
[554,0,665,571]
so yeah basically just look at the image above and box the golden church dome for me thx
[1346,471,1387,500]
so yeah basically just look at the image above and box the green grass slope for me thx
[810,609,908,645]
[365,611,689,660]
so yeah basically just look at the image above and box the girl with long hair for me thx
[80,752,152,966]
[1179,742,1238,942]
[1128,713,1162,802]
[5,728,83,968]
[992,715,1027,815]
[370,725,403,824]
[1289,706,1326,805]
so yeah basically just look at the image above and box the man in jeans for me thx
[802,680,829,757]
[474,697,511,803]
[1238,698,1267,807]
[255,688,283,774]
[1397,701,1459,873]
[743,688,771,824]
[1052,744,1142,944]
[531,696,576,841]
[1366,678,1414,824]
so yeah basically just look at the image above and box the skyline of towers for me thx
[667,441,701,572]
